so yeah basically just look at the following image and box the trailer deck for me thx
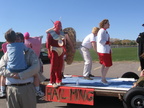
[45,75,136,106]
[62,75,135,97]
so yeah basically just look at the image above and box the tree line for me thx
[110,38,137,45]
[75,38,137,49]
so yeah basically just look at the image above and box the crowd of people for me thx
[0,19,112,107]
[0,19,143,108]
[0,30,45,108]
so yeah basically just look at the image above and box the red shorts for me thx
[98,52,112,67]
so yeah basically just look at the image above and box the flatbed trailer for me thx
[45,74,144,108]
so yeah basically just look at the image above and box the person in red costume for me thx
[1,42,8,53]
[46,21,66,88]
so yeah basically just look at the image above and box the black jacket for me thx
[136,32,144,56]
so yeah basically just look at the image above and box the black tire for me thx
[121,72,139,80]
[123,87,144,108]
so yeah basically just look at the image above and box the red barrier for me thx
[45,85,94,105]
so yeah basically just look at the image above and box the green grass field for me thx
[74,47,139,61]
[0,47,139,62]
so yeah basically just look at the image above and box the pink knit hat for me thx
[24,32,30,39]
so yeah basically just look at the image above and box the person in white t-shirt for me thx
[97,19,112,84]
[80,27,99,80]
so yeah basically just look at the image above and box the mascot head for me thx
[24,32,30,39]
[54,21,62,33]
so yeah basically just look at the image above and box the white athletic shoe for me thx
[56,83,61,86]
[36,90,44,97]
[47,83,52,85]
[52,83,59,88]
[0,91,6,97]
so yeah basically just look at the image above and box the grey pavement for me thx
[0,61,140,108]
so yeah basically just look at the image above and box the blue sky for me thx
[0,0,144,43]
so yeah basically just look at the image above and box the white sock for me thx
[1,86,5,92]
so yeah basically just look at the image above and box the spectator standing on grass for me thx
[80,27,99,80]
[97,19,112,84]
